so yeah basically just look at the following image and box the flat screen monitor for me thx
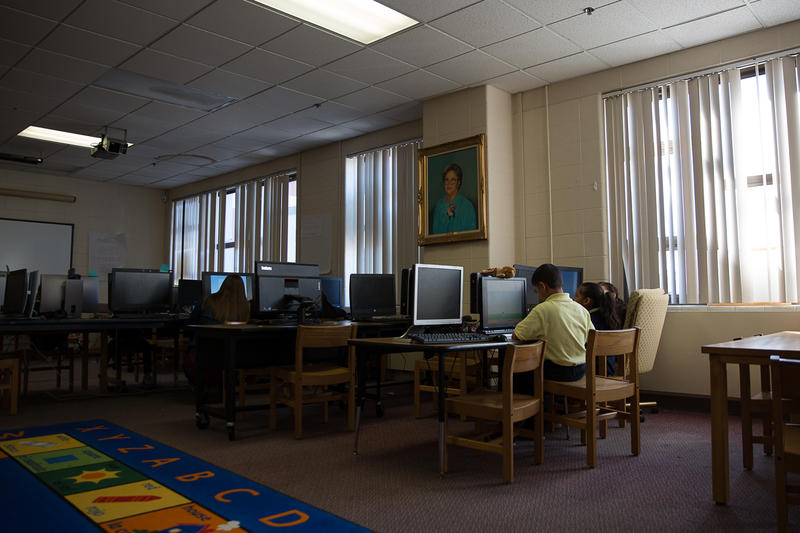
[109,269,173,314]
[254,261,321,314]
[23,270,40,318]
[513,264,584,308]
[480,277,527,334]
[201,272,254,301]
[559,266,584,298]
[320,277,342,308]
[412,264,463,327]
[82,276,99,313]
[178,279,203,311]
[3,268,28,314]
[513,264,538,311]
[349,274,396,320]
[39,274,66,314]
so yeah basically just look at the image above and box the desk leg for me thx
[353,347,367,456]
[224,336,236,441]
[81,332,89,392]
[438,350,446,477]
[194,340,210,430]
[99,332,108,393]
[710,354,729,504]
[739,364,753,470]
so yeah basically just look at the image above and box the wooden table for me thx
[701,331,800,504]
[348,337,510,475]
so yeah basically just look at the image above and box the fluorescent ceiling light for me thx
[18,126,132,148]
[252,0,417,44]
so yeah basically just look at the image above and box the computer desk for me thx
[347,336,511,476]
[0,316,184,393]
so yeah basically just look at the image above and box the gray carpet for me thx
[2,376,797,532]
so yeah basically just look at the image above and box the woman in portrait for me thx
[431,163,477,234]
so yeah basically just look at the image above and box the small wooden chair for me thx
[0,356,21,415]
[736,335,774,470]
[769,355,800,533]
[544,328,641,468]
[444,341,546,483]
[270,324,356,439]
[413,351,482,418]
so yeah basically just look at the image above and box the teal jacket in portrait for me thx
[431,193,477,234]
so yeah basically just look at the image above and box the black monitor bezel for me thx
[349,273,396,320]
[109,268,173,314]
[479,276,527,333]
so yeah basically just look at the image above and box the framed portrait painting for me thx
[417,134,487,245]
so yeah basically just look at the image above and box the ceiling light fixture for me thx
[251,0,417,44]
[18,126,133,149]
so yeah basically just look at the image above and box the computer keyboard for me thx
[406,331,497,344]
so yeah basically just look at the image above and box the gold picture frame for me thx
[417,134,487,246]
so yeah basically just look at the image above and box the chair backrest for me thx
[623,288,668,374]
[585,328,641,387]
[502,341,546,401]
[771,355,800,421]
[294,324,356,370]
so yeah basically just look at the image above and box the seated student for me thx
[512,264,594,391]
[574,281,622,376]
[600,281,627,326]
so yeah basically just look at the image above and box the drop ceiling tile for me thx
[113,174,164,185]
[662,7,762,48]
[261,24,363,67]
[16,48,109,85]
[485,70,546,93]
[57,85,149,115]
[283,70,367,100]
[333,86,411,114]
[110,114,177,144]
[187,0,300,46]
[191,100,277,134]
[376,69,460,100]
[483,28,582,68]
[1,0,83,21]
[748,0,800,26]
[222,48,313,84]
[150,175,201,187]
[627,0,745,29]
[121,48,213,84]
[188,69,270,99]
[430,0,540,48]
[524,52,609,83]
[135,159,198,177]
[0,136,64,158]
[138,132,204,153]
[0,38,31,68]
[34,115,105,138]
[124,101,207,126]
[261,115,333,136]
[44,145,101,167]
[426,50,516,85]
[39,25,141,66]
[65,0,176,45]
[49,102,132,127]
[324,48,416,85]
[0,6,58,45]
[186,144,241,162]
[504,0,614,24]
[247,86,323,117]
[378,101,423,123]
[0,68,83,100]
[590,30,681,67]
[294,101,367,124]
[212,129,282,152]
[302,124,364,143]
[372,25,472,68]
[0,86,62,115]
[151,24,252,67]
[378,0,479,23]
[117,0,214,21]
[550,2,658,49]
[343,114,401,133]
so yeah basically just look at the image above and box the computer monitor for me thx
[109,269,173,314]
[412,264,463,327]
[349,274,396,320]
[178,279,203,311]
[201,272,254,302]
[82,276,99,313]
[254,261,321,314]
[39,274,66,314]
[2,268,28,314]
[480,277,527,334]
[513,264,584,308]
[320,277,342,308]
[559,266,584,298]
[400,267,412,316]
[23,270,40,318]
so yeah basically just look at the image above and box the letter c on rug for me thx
[215,488,260,502]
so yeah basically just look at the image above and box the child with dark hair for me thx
[574,281,622,375]
[599,281,627,326]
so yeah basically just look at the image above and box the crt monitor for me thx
[412,264,463,327]
[349,274,396,320]
[109,269,173,314]
[254,261,321,314]
[201,272,254,301]
[2,268,28,314]
[480,277,527,334]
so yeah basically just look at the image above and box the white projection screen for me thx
[0,218,73,275]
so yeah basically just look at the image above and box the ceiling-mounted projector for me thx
[91,134,127,159]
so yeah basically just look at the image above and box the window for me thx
[343,140,420,305]
[604,55,800,304]
[170,171,297,280]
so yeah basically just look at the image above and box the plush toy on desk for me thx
[480,265,516,278]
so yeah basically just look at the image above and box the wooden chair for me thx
[413,351,482,418]
[770,355,800,533]
[735,335,774,471]
[444,341,546,483]
[544,328,641,468]
[270,324,356,439]
[0,356,21,415]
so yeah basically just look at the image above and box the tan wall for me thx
[0,168,166,302]
[514,19,800,396]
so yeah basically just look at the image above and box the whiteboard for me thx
[0,218,73,275]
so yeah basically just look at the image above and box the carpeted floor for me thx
[2,369,798,532]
